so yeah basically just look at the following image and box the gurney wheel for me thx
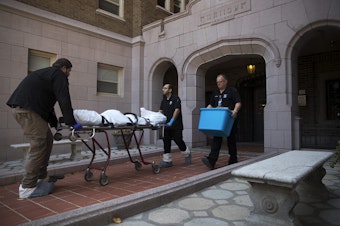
[152,163,160,174]
[84,169,93,181]
[99,172,109,186]
[54,132,62,141]
[134,162,142,171]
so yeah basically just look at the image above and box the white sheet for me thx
[73,108,165,126]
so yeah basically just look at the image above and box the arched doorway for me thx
[150,59,178,112]
[203,55,266,145]
[181,38,281,149]
[148,59,179,145]
[293,25,340,149]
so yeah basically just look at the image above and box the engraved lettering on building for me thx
[200,0,251,26]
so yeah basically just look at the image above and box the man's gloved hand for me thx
[72,123,83,131]
[167,118,175,126]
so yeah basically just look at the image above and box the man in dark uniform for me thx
[7,58,82,199]
[159,83,191,168]
[201,74,241,169]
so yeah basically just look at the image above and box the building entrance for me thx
[296,26,340,149]
[204,55,265,145]
[238,75,265,143]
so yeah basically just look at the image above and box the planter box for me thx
[198,108,235,137]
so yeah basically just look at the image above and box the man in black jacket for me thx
[7,58,82,199]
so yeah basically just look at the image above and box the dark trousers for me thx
[209,119,238,164]
[163,129,186,153]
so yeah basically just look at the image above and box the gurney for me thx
[54,109,165,186]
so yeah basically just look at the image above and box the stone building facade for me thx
[1,0,339,161]
[141,0,340,152]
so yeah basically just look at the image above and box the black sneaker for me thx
[48,174,65,183]
[228,156,238,165]
[201,156,214,170]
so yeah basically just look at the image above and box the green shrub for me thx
[330,144,340,168]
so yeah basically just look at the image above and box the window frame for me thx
[28,50,56,74]
[157,0,185,13]
[174,0,185,13]
[96,0,124,20]
[157,0,170,11]
[97,63,123,97]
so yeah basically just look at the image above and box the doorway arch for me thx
[149,58,178,112]
[287,22,340,149]
[203,54,266,146]
[181,37,282,148]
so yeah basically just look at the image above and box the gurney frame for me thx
[54,120,161,186]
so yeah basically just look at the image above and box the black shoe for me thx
[38,172,48,180]
[48,174,65,183]
[228,156,238,165]
[201,156,214,170]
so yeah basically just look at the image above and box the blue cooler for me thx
[198,108,235,137]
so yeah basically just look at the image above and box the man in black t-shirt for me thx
[201,74,242,169]
[159,83,191,168]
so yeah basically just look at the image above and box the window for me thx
[157,0,166,8]
[157,0,170,11]
[326,79,340,120]
[98,0,124,18]
[174,0,184,13]
[157,0,184,13]
[97,63,123,96]
[28,50,56,74]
